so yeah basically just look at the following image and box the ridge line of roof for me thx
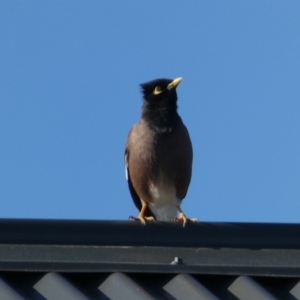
[0,219,300,249]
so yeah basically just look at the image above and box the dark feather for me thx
[125,148,155,219]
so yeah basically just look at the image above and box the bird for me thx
[125,77,197,227]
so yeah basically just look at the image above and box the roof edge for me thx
[0,219,300,249]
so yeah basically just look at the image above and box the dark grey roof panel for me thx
[0,272,300,299]
[33,273,89,300]
[290,281,300,299]
[228,276,277,300]
[2,219,300,249]
[3,243,300,276]
[163,274,219,300]
[99,273,155,300]
[1,219,300,299]
[0,277,24,300]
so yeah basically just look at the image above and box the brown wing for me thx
[125,128,155,219]
[174,124,193,201]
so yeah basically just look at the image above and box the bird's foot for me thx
[129,215,155,225]
[174,213,199,227]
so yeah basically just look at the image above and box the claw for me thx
[129,215,155,225]
[174,212,188,227]
[174,206,199,227]
[129,201,155,225]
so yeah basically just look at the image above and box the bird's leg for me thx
[129,202,155,225]
[174,206,198,227]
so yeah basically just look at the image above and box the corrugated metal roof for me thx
[1,272,300,299]
[1,219,300,299]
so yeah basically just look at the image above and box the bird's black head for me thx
[140,77,182,113]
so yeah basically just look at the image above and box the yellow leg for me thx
[173,206,198,227]
[129,202,155,225]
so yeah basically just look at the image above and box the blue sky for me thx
[0,2,299,223]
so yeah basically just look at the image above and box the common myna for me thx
[125,77,196,226]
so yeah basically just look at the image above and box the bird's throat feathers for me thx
[141,106,181,131]
[142,98,178,115]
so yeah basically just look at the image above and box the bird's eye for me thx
[153,86,163,95]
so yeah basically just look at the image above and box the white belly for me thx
[148,181,179,221]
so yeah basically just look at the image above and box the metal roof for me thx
[1,219,300,299]
[2,272,300,300]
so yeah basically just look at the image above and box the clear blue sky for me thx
[0,2,299,223]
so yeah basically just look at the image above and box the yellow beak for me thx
[167,77,183,90]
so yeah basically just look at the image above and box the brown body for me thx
[126,117,192,220]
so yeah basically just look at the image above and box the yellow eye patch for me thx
[153,86,163,95]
